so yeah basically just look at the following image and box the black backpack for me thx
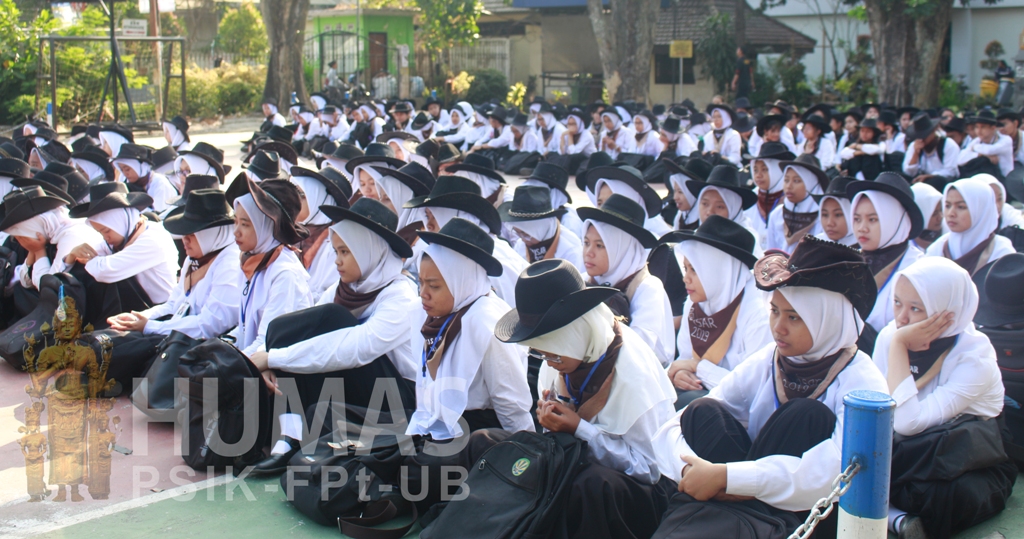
[977,324,1024,466]
[420,431,587,539]
[176,338,271,470]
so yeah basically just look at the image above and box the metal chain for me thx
[787,461,861,539]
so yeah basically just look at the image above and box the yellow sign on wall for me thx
[670,40,693,59]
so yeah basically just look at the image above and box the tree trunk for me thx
[863,0,953,107]
[262,0,310,108]
[586,0,659,103]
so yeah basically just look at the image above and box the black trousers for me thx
[655,398,839,539]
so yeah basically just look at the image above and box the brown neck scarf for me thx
[485,187,502,206]
[943,232,997,275]
[297,224,331,270]
[420,300,477,379]
[334,280,387,319]
[688,291,744,362]
[184,248,225,294]
[526,225,560,263]
[757,190,785,221]
[561,321,623,415]
[783,205,819,242]
[241,245,283,281]
[775,346,856,403]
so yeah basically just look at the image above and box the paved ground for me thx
[0,120,1020,538]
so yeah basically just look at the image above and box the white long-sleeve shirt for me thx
[267,276,417,380]
[508,130,540,153]
[902,137,960,178]
[138,173,179,213]
[490,238,529,309]
[232,249,313,357]
[634,131,665,157]
[675,280,773,390]
[536,123,566,155]
[653,344,889,511]
[958,132,1015,177]
[85,221,178,304]
[561,129,597,156]
[15,221,103,290]
[872,322,1003,436]
[629,275,676,367]
[701,129,743,166]
[801,137,837,168]
[599,127,636,159]
[476,125,514,150]
[141,245,242,339]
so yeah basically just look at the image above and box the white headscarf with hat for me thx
[424,241,491,311]
[113,158,151,179]
[290,175,335,226]
[375,172,420,229]
[677,240,751,314]
[776,286,863,362]
[175,154,216,179]
[98,131,129,157]
[584,220,646,287]
[896,256,978,339]
[233,193,280,254]
[712,108,733,130]
[589,178,643,208]
[668,173,700,227]
[5,207,72,239]
[911,182,942,225]
[88,207,141,244]
[942,177,999,258]
[193,225,235,257]
[851,190,912,249]
[782,165,822,214]
[459,171,503,200]
[698,185,744,222]
[331,219,404,294]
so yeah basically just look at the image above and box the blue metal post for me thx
[838,390,895,538]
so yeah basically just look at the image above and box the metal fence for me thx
[186,50,267,70]
[303,31,404,99]
[450,38,510,81]
[36,35,186,129]
[540,72,604,103]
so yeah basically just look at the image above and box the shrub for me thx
[464,69,507,104]
[166,62,266,120]
[215,2,268,58]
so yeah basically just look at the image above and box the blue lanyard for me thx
[239,272,263,330]
[421,313,456,377]
[563,353,607,407]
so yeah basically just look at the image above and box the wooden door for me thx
[368,32,387,76]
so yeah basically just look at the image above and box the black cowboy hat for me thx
[376,131,418,144]
[258,125,296,145]
[943,117,966,134]
[416,139,441,163]
[0,186,69,232]
[904,112,942,142]
[167,174,221,206]
[765,100,794,120]
[344,143,405,173]
[812,175,857,203]
[12,170,76,205]
[0,158,31,180]
[321,198,413,258]
[162,188,234,236]
[511,113,529,129]
[390,101,413,114]
[151,146,178,172]
[754,235,876,320]
[179,142,231,181]
[877,110,899,128]
[111,143,152,164]
[968,109,1000,127]
[858,118,883,138]
[803,104,833,121]
[732,111,757,134]
[663,157,714,184]
[225,175,309,245]
[404,175,502,235]
[163,116,190,142]
[754,141,796,161]
[1004,167,1024,205]
[35,140,71,165]
[446,153,505,184]
[846,171,924,239]
[327,143,365,162]
[499,185,567,222]
[290,166,354,208]
[39,162,89,202]
[840,109,864,123]
[686,165,758,210]
[585,165,662,217]
[69,136,96,154]
[494,258,618,343]
[410,112,433,131]
[69,181,153,219]
[98,124,134,143]
[756,114,788,137]
[245,141,298,171]
[734,97,753,110]
[525,162,571,203]
[778,154,829,194]
[0,142,25,161]
[317,166,355,201]
[974,253,1024,327]
[575,151,615,191]
[370,162,434,197]
[896,106,920,119]
[661,116,682,135]
[860,103,883,115]
[424,95,443,107]
[801,112,830,133]
[417,217,502,276]
[241,149,287,181]
[488,106,509,125]
[577,194,657,248]
[437,143,461,165]
[997,108,1021,123]
[70,149,115,182]
[661,214,758,268]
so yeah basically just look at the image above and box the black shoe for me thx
[247,437,301,477]
[898,515,929,539]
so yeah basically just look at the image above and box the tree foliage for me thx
[217,2,268,58]
[416,0,484,54]
[695,13,737,95]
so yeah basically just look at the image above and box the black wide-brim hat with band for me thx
[0,186,69,232]
[499,185,567,222]
[249,140,299,167]
[778,154,829,195]
[753,235,877,321]
[904,112,942,143]
[575,151,615,191]
[291,166,354,209]
[344,143,405,174]
[0,157,31,179]
[69,181,153,219]
[168,174,221,207]
[111,143,153,164]
[180,142,231,181]
[70,150,115,181]
[404,175,502,235]
[968,109,1000,126]
[376,131,418,144]
[661,214,758,268]
[321,198,413,258]
[663,157,714,184]
[685,165,758,209]
[241,149,288,180]
[755,114,788,137]
[754,141,796,161]
[163,188,235,236]
[370,162,433,198]
[495,258,618,343]
[41,162,90,202]
[13,170,76,205]
[812,175,857,203]
[585,165,662,218]
[974,253,1024,327]
[577,193,657,249]
[1005,167,1024,204]
[417,217,502,276]
[525,162,572,202]
[445,153,505,184]
[225,173,309,245]
[846,171,924,239]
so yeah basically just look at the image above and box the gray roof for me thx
[656,0,816,51]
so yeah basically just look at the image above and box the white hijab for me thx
[98,131,129,157]
[755,158,785,194]
[113,158,151,179]
[942,177,999,258]
[290,175,336,226]
[524,303,615,364]
[590,178,643,209]
[538,112,558,133]
[601,112,622,132]
[375,173,419,229]
[896,256,978,339]
[818,195,856,245]
[163,122,186,149]
[782,165,822,213]
[72,158,106,182]
[233,193,280,254]
[510,217,558,243]
[351,163,388,196]
[712,108,733,130]
[911,183,942,226]
[585,220,646,287]
[851,190,912,249]
[331,219,404,294]
[777,286,863,362]
[635,115,653,135]
[193,224,235,256]
[5,207,72,239]
[698,185,744,222]
[424,242,491,311]
[88,207,141,244]
[678,240,752,314]
[459,171,503,200]
[669,173,699,227]
[176,154,216,179]
[428,206,485,232]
